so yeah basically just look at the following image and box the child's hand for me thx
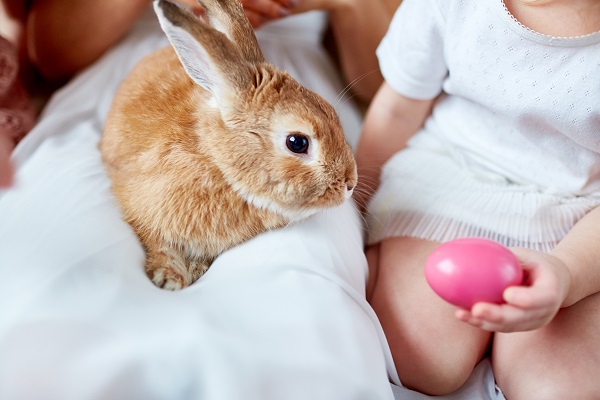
[455,247,571,333]
[0,133,15,188]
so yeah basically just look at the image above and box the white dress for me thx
[0,9,396,400]
[368,0,600,251]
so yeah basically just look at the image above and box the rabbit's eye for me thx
[286,134,309,154]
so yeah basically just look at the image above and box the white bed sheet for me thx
[0,195,396,400]
[0,8,503,400]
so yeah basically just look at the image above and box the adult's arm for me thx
[295,0,403,104]
[329,0,402,104]
[1,0,28,22]
[25,0,152,82]
[24,0,301,83]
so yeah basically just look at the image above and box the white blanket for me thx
[0,8,502,400]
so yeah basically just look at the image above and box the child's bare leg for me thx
[367,236,492,395]
[365,243,381,301]
[493,292,600,400]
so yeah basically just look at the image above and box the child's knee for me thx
[398,359,473,396]
[496,374,598,400]
[390,331,485,396]
[365,243,380,301]
[495,354,600,400]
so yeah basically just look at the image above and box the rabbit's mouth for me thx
[244,192,322,223]
[232,181,351,223]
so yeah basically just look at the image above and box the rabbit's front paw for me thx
[145,247,192,290]
[150,267,189,290]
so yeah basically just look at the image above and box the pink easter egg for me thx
[425,238,523,309]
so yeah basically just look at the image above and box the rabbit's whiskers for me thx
[334,68,380,106]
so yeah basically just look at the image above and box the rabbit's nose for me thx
[347,184,354,192]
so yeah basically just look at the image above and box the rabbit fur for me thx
[100,0,357,290]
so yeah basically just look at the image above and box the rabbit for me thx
[100,0,357,290]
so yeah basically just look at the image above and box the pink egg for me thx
[425,238,523,309]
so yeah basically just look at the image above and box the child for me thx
[357,0,600,398]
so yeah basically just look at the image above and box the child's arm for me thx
[354,82,434,211]
[551,204,600,307]
[456,205,600,332]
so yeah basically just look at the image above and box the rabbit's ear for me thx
[197,0,265,64]
[154,0,251,100]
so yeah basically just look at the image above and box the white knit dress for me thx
[367,0,600,251]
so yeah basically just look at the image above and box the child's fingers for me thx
[459,302,544,332]
[454,305,501,331]
[455,303,504,329]
[504,252,567,309]
[470,303,503,323]
[503,284,555,309]
[475,306,528,332]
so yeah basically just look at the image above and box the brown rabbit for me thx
[100,0,357,290]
